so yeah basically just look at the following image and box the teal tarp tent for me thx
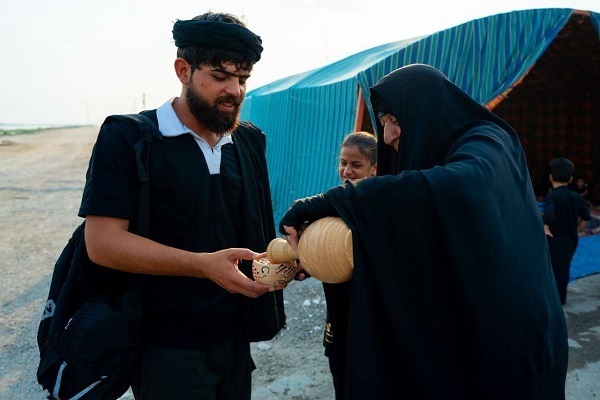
[241,8,600,226]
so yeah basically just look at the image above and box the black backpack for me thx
[37,113,161,400]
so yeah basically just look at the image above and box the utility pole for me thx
[142,93,146,110]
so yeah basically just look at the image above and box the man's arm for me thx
[85,215,273,298]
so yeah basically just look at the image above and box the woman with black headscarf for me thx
[280,64,567,399]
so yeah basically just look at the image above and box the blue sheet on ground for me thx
[570,234,600,282]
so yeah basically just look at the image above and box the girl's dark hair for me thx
[176,12,254,72]
[341,132,377,165]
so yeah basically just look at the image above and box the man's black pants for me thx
[132,333,254,400]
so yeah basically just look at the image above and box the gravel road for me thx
[1,126,598,399]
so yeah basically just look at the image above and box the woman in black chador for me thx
[281,64,568,399]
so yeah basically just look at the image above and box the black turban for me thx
[172,19,263,62]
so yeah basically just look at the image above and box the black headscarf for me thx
[172,19,263,62]
[279,64,568,399]
[371,64,516,175]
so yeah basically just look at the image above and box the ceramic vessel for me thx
[266,217,353,284]
[266,237,298,264]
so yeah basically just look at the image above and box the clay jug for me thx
[267,217,353,284]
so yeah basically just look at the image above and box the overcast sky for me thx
[1,0,598,126]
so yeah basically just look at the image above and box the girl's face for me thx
[338,145,377,182]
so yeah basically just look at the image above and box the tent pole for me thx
[354,87,366,131]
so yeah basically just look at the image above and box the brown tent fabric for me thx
[493,13,600,201]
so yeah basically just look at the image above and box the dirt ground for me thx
[0,126,599,400]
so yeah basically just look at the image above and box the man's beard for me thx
[186,85,240,135]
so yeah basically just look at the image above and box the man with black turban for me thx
[280,64,568,399]
[80,12,282,399]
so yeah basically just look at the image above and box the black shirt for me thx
[79,111,275,348]
[543,185,590,240]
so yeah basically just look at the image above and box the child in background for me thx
[543,157,591,304]
[325,131,376,400]
[570,175,589,200]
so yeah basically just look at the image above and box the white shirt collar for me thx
[156,98,233,147]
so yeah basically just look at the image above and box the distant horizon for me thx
[0,122,93,131]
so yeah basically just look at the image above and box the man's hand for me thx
[544,224,553,237]
[201,248,276,298]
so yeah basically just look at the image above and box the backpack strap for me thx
[131,113,161,239]
[109,112,162,238]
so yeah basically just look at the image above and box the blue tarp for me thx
[571,234,600,281]
[590,11,600,38]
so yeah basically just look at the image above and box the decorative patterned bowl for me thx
[252,254,298,286]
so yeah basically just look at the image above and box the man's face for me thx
[187,62,251,134]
